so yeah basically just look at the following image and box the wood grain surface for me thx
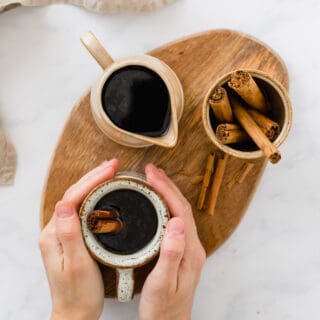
[41,29,289,297]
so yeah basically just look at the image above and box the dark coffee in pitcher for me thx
[93,189,158,254]
[101,66,171,137]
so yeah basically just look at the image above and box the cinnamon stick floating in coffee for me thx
[216,123,250,144]
[207,154,229,216]
[228,71,269,113]
[209,87,233,122]
[197,152,215,210]
[247,109,280,141]
[230,95,281,164]
[87,210,123,234]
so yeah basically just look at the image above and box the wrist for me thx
[139,314,191,320]
[51,310,98,320]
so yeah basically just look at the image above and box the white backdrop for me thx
[0,0,319,319]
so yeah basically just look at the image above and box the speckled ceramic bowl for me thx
[79,172,169,302]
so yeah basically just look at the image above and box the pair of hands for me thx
[39,159,206,320]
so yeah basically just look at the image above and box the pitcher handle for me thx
[80,31,114,70]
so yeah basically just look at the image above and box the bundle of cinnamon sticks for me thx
[209,71,281,164]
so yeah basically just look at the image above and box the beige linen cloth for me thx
[0,0,176,13]
[0,128,16,185]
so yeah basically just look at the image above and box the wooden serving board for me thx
[41,30,289,297]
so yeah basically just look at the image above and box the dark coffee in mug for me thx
[101,66,171,137]
[93,189,158,254]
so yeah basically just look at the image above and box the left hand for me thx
[39,159,119,320]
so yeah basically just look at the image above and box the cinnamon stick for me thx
[209,87,233,122]
[236,162,254,183]
[216,123,250,144]
[207,154,229,216]
[216,121,276,144]
[226,174,238,190]
[247,109,280,141]
[191,175,204,185]
[87,210,123,234]
[227,162,255,189]
[228,71,269,113]
[197,152,215,210]
[230,95,281,164]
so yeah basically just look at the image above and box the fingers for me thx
[148,218,185,293]
[63,159,119,209]
[146,163,207,270]
[39,213,61,269]
[145,163,198,240]
[55,201,89,266]
[40,160,119,275]
[146,163,189,211]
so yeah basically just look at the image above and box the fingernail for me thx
[167,219,184,236]
[56,202,74,219]
[98,160,110,169]
[153,165,164,177]
[158,168,166,176]
[146,163,157,178]
[146,163,157,171]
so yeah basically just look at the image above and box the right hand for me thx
[139,163,206,320]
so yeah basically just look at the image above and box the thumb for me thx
[55,201,87,262]
[149,217,185,293]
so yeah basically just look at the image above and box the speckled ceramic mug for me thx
[79,172,169,302]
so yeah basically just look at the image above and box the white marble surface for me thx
[0,0,319,319]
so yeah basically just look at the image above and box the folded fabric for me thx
[0,0,177,13]
[0,128,16,185]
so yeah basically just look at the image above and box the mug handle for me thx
[116,268,135,302]
[80,31,114,70]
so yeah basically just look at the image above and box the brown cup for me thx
[202,69,293,160]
